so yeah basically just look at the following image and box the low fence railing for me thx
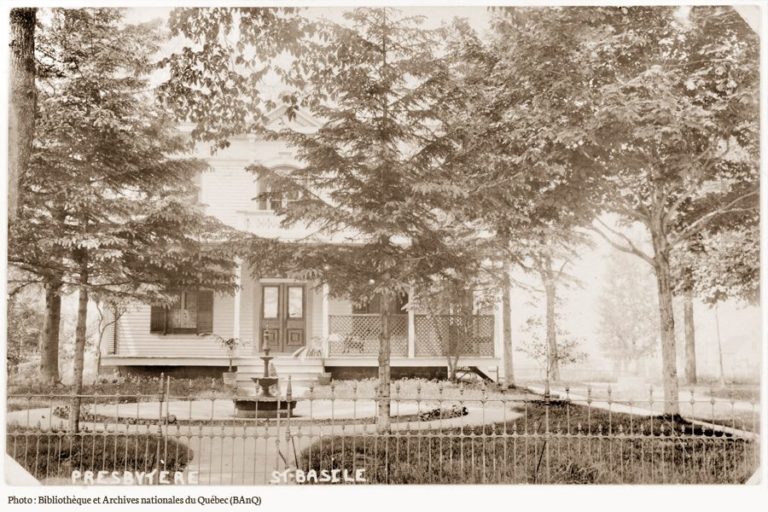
[5,378,759,485]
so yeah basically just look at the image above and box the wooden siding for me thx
[329,296,352,315]
[110,293,235,358]
[309,285,323,339]
[239,269,255,349]
[107,270,501,362]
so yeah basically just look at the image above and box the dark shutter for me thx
[197,290,214,334]
[257,178,268,210]
[150,306,166,333]
[109,306,119,354]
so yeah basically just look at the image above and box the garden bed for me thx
[298,401,758,484]
[6,426,192,482]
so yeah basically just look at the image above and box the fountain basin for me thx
[233,397,297,418]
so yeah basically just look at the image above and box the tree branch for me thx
[669,190,759,247]
[588,219,655,267]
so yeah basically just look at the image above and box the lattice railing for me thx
[328,314,408,356]
[414,314,494,357]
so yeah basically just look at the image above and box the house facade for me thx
[100,108,505,385]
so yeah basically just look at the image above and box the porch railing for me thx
[327,314,494,357]
[414,314,494,357]
[328,314,408,356]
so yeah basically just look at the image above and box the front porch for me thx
[230,271,503,362]
[101,271,504,382]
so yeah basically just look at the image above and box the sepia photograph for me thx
[1,0,764,502]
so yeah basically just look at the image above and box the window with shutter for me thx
[149,290,214,335]
[168,291,197,333]
[257,177,269,210]
[150,305,166,333]
[197,290,214,334]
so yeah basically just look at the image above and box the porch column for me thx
[407,285,416,358]
[493,290,504,359]
[233,259,242,344]
[321,283,330,358]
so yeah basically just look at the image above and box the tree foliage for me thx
[479,6,758,412]
[243,8,485,430]
[9,8,242,425]
[157,7,308,150]
[12,8,241,306]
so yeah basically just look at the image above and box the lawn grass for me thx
[705,386,760,403]
[299,400,758,484]
[6,426,192,482]
[695,412,761,434]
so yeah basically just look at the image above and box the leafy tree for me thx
[91,298,128,383]
[7,282,43,376]
[519,314,586,379]
[247,8,479,432]
[433,13,602,386]
[157,7,309,150]
[598,251,658,375]
[672,205,758,384]
[9,8,240,430]
[9,8,37,220]
[479,6,757,413]
[688,225,759,306]
[429,19,524,388]
[585,7,759,411]
[522,230,592,382]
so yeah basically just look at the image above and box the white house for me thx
[100,107,505,386]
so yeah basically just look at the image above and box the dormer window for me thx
[257,169,303,211]
[257,179,281,211]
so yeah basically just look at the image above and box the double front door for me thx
[261,283,305,353]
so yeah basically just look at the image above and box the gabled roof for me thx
[264,104,321,134]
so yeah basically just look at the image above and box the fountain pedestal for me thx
[233,347,297,418]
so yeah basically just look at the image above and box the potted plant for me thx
[215,335,240,387]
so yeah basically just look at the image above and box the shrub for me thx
[6,426,192,482]
[298,402,757,484]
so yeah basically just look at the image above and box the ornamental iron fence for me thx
[6,377,760,485]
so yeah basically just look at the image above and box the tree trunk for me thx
[376,300,391,433]
[650,225,680,415]
[683,284,697,385]
[9,8,36,219]
[68,257,89,432]
[502,262,515,388]
[714,304,726,387]
[40,276,62,384]
[543,272,560,382]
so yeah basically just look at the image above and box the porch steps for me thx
[234,356,325,391]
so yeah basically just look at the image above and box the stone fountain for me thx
[233,346,297,418]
